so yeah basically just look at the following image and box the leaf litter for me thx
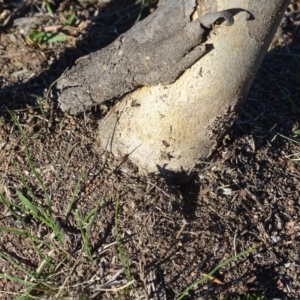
[0,0,300,299]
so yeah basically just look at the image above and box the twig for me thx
[45,67,69,103]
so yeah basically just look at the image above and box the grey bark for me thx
[56,0,233,114]
[56,0,289,174]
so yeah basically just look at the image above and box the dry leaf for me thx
[286,218,300,242]
[200,272,223,285]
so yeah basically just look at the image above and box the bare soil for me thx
[1,1,300,299]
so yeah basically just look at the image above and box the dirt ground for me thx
[1,0,300,299]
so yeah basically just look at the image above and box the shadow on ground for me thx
[0,0,154,114]
[0,1,300,299]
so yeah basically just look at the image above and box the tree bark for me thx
[56,1,233,114]
[56,0,289,174]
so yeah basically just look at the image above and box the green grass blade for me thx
[16,191,54,230]
[0,273,36,287]
[177,245,257,300]
[83,206,97,224]
[0,195,23,211]
[0,252,37,279]
[293,128,300,135]
[28,94,46,117]
[14,165,38,203]
[13,293,32,300]
[66,165,85,221]
[277,133,300,145]
[74,198,108,262]
[114,198,133,283]
[0,194,50,258]
[75,210,92,261]
[27,31,69,44]
[44,0,53,14]
[17,191,39,216]
[83,197,108,224]
[0,226,27,235]
[65,12,75,26]
[9,111,65,244]
[9,110,51,207]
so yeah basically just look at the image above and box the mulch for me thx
[0,0,300,299]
